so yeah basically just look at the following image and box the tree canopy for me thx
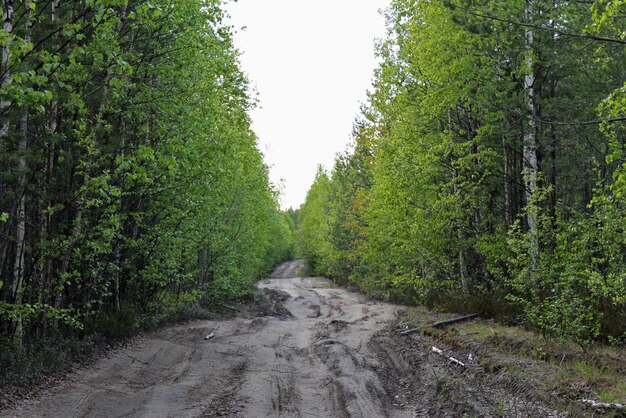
[0,0,293,344]
[298,0,626,345]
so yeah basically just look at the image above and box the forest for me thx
[0,0,294,367]
[0,0,625,413]
[2,0,626,397]
[298,0,626,346]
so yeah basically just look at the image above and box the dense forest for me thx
[298,0,626,345]
[0,0,294,353]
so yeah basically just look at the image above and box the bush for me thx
[0,334,103,391]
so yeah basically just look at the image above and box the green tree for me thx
[297,167,333,276]
[297,0,626,342]
[0,0,292,346]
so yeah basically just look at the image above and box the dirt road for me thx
[5,261,562,417]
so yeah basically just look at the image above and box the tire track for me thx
[4,261,563,418]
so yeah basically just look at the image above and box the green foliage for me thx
[0,303,83,331]
[0,334,104,390]
[0,0,292,349]
[297,166,333,275]
[297,0,626,343]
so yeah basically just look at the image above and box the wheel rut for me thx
[3,260,564,417]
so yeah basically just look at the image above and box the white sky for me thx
[224,0,390,210]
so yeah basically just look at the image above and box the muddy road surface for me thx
[5,261,561,417]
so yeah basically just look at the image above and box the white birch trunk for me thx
[523,0,539,269]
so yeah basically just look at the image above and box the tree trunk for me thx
[12,106,27,343]
[449,110,470,295]
[549,81,558,230]
[503,138,512,226]
[114,244,121,312]
[55,2,129,316]
[523,1,539,269]
[39,0,61,337]
[11,3,33,344]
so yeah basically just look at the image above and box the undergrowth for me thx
[398,307,626,413]
[0,334,104,390]
[0,290,220,406]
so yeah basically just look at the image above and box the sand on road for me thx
[4,260,563,417]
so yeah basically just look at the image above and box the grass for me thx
[397,305,626,411]
[456,321,537,341]
[397,306,456,330]
[455,321,626,406]
[557,359,626,404]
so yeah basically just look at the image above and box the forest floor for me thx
[2,260,624,417]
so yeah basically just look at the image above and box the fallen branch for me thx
[581,399,625,411]
[400,314,478,336]
[427,314,478,329]
[221,304,241,312]
[400,327,421,336]
[431,346,466,367]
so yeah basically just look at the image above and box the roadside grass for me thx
[461,322,626,405]
[397,306,456,329]
[396,307,626,413]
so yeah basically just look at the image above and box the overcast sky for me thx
[224,0,390,209]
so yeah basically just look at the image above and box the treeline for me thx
[0,0,293,345]
[298,0,626,345]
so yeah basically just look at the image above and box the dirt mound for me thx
[370,327,567,417]
[247,288,293,319]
